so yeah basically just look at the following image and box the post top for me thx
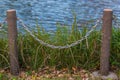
[7,9,16,12]
[104,9,112,11]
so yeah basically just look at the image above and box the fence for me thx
[0,9,119,77]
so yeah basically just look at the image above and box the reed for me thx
[0,19,119,72]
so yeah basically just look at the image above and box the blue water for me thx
[0,0,120,30]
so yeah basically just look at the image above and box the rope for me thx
[0,18,7,31]
[1,15,119,49]
[113,15,120,28]
[18,18,101,49]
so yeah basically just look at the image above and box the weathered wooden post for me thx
[7,9,19,75]
[92,9,117,79]
[100,9,113,75]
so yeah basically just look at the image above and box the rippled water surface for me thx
[0,0,120,30]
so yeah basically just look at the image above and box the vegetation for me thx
[0,18,120,79]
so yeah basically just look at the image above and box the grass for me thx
[0,17,120,79]
[17,20,101,70]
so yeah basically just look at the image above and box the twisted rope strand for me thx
[18,18,101,49]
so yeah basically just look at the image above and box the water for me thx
[0,0,120,31]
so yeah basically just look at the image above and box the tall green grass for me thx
[0,19,120,72]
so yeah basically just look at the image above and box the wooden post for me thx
[7,9,19,75]
[100,9,113,75]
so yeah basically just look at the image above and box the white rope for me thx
[18,18,101,49]
[0,19,7,31]
[113,15,120,28]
